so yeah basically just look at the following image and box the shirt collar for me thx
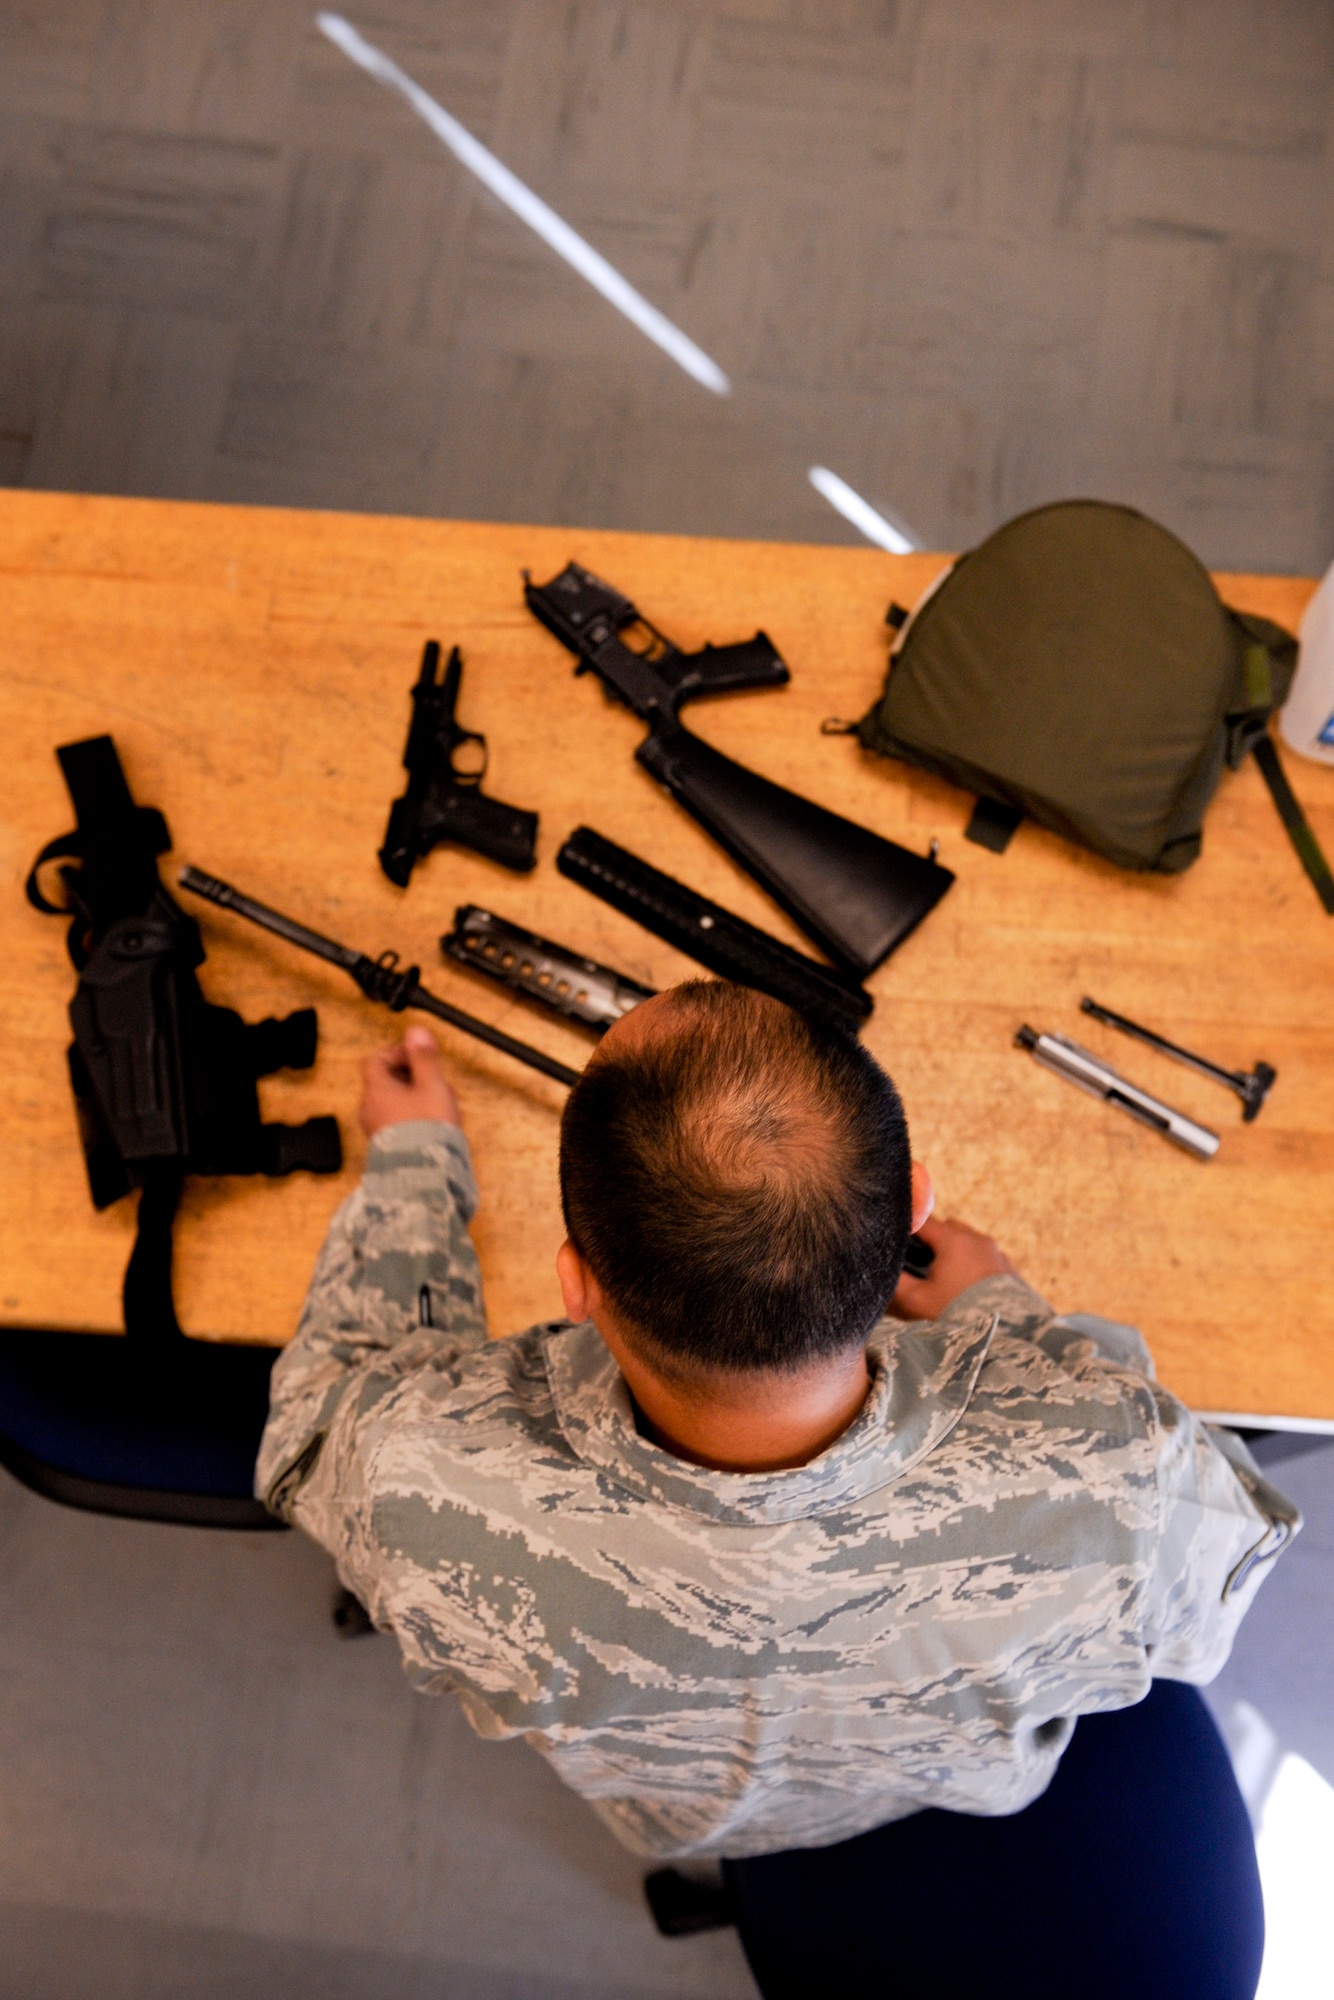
[543,1307,996,1526]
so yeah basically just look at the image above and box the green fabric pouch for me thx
[856,500,1297,873]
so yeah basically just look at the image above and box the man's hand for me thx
[360,1026,461,1138]
[890,1214,1019,1321]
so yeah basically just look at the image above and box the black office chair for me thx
[0,1324,280,1530]
[647,1680,1264,2000]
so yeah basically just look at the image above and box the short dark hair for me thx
[559,982,912,1374]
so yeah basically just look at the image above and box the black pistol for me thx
[524,565,953,979]
[379,642,539,887]
[27,736,342,1342]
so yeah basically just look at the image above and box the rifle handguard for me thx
[557,827,873,1035]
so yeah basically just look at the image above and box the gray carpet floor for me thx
[3,0,1333,569]
[0,1463,757,2000]
[2,1439,1331,1999]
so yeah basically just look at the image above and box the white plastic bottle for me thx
[1280,559,1334,764]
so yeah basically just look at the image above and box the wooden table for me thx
[2,490,1330,1424]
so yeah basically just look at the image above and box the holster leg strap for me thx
[122,1164,185,1346]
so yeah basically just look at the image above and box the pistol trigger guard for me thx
[448,729,489,786]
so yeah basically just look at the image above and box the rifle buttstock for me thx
[635,725,953,979]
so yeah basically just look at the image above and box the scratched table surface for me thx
[1,489,1330,1422]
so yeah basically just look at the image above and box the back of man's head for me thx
[559,982,912,1375]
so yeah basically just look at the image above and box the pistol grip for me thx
[445,789,539,872]
[379,794,419,887]
[381,786,538,880]
[671,634,790,705]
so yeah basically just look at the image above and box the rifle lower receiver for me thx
[557,827,873,1035]
[441,906,654,1031]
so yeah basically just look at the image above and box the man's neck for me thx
[598,1320,873,1474]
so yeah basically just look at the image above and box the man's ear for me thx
[556,1239,602,1323]
[909,1160,935,1234]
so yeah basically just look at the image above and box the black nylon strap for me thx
[965,796,1023,853]
[24,832,81,913]
[55,736,171,928]
[1253,735,1334,915]
[122,1164,185,1345]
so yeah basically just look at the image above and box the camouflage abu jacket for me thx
[257,1120,1299,1860]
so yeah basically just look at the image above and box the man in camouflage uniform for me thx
[257,982,1296,1863]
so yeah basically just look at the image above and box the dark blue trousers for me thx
[723,1681,1263,2000]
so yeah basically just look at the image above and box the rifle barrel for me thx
[179,866,581,1090]
[396,984,581,1086]
[179,868,363,972]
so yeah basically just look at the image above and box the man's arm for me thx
[942,1271,1301,1677]
[892,1212,1300,1673]
[893,1214,1163,1373]
[255,1029,488,1517]
[1142,1403,1300,1681]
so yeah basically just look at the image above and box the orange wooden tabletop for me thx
[1,489,1330,1422]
